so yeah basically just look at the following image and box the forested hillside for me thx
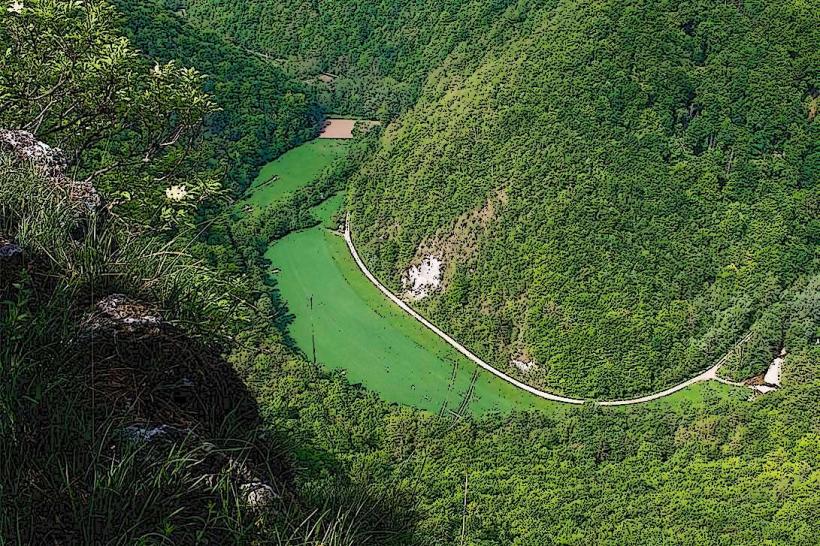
[2,1,819,545]
[185,0,818,399]
[182,0,530,119]
[112,0,320,194]
[346,0,819,398]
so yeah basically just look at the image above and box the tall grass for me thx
[0,158,257,543]
[0,156,413,544]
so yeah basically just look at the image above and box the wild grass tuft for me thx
[0,157,259,543]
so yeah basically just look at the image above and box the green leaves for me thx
[344,0,819,399]
[0,0,221,228]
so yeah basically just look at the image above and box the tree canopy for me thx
[1,0,817,544]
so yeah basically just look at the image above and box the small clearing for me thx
[319,119,380,139]
[238,139,349,211]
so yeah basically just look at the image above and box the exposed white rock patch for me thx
[0,129,101,211]
[226,456,280,510]
[511,359,537,374]
[0,129,65,172]
[123,424,187,442]
[240,482,279,510]
[753,348,786,395]
[97,294,162,325]
[402,256,442,300]
[764,348,785,386]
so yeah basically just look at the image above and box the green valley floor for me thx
[248,139,742,416]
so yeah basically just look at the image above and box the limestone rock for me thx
[94,294,163,329]
[240,482,278,510]
[511,359,537,374]
[0,129,67,175]
[0,129,101,211]
[402,255,443,300]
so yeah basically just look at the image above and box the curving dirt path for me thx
[344,216,750,406]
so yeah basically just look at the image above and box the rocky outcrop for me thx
[78,291,281,511]
[402,255,442,300]
[87,294,164,335]
[0,129,101,211]
[0,129,67,176]
[2,129,283,528]
[511,358,537,374]
[403,189,508,300]
[750,349,785,395]
[80,292,260,434]
[122,422,279,511]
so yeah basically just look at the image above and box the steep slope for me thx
[0,4,412,542]
[348,0,819,398]
[112,0,320,194]
[4,2,820,544]
[183,0,536,118]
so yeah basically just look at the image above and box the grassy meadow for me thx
[309,192,345,228]
[266,219,562,416]
[242,139,349,210]
[251,140,743,416]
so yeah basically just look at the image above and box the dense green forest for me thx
[185,0,819,399]
[344,0,819,398]
[112,0,320,195]
[182,0,526,119]
[1,0,818,544]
